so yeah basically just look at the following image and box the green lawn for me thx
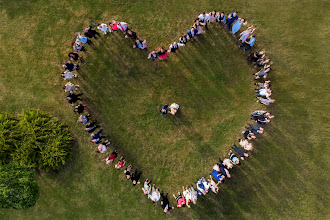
[79,26,257,192]
[0,0,328,219]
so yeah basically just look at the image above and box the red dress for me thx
[158,51,167,60]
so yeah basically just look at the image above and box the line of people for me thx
[60,9,275,215]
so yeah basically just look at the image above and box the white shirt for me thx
[183,189,192,204]
[170,103,179,109]
[63,71,74,80]
[198,13,210,22]
[202,179,210,190]
[223,158,233,169]
[148,191,160,202]
[97,23,110,34]
[64,82,75,92]
[118,22,128,31]
[98,144,107,153]
[259,89,270,98]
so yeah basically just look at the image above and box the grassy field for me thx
[79,25,258,192]
[0,0,328,219]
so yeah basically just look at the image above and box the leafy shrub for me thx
[0,113,21,165]
[0,163,39,209]
[0,109,73,171]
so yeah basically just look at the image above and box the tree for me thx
[0,109,73,171]
[0,163,39,209]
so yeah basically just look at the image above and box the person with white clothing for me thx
[169,42,185,53]
[97,23,111,34]
[61,70,77,80]
[148,185,160,203]
[169,103,179,115]
[198,12,211,30]
[182,186,193,208]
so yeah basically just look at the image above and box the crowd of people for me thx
[60,9,275,215]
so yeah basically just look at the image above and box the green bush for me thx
[0,113,21,165]
[0,163,39,209]
[0,109,73,171]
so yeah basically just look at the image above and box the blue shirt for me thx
[227,12,238,24]
[249,37,255,46]
[77,36,88,44]
[161,105,168,115]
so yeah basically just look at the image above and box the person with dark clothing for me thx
[248,50,266,62]
[85,120,98,133]
[74,104,86,114]
[91,129,105,144]
[62,61,78,71]
[246,124,264,135]
[67,93,83,106]
[160,104,168,115]
[124,164,132,179]
[232,145,249,160]
[160,191,174,214]
[131,169,142,186]
[215,162,231,178]
[225,11,238,31]
[68,52,82,61]
[243,129,256,140]
[84,27,100,39]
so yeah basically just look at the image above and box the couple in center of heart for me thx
[160,103,179,115]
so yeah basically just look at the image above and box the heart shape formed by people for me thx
[74,23,258,194]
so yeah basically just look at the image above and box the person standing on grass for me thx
[240,34,255,51]
[148,185,161,203]
[157,48,168,60]
[173,192,186,207]
[187,26,198,40]
[148,51,158,60]
[169,42,185,53]
[83,26,100,39]
[61,70,77,80]
[109,20,118,31]
[226,11,238,31]
[124,164,132,180]
[229,151,240,165]
[131,169,142,186]
[115,156,126,169]
[106,150,118,164]
[68,52,82,61]
[160,104,168,115]
[91,129,105,144]
[198,12,210,30]
[232,18,247,34]
[231,145,249,160]
[63,82,79,93]
[66,92,83,106]
[208,10,217,23]
[74,104,87,114]
[76,33,92,45]
[97,140,110,153]
[62,61,78,71]
[160,191,174,214]
[208,175,220,193]
[216,12,226,23]
[97,23,111,34]
[142,178,151,195]
[239,26,255,43]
